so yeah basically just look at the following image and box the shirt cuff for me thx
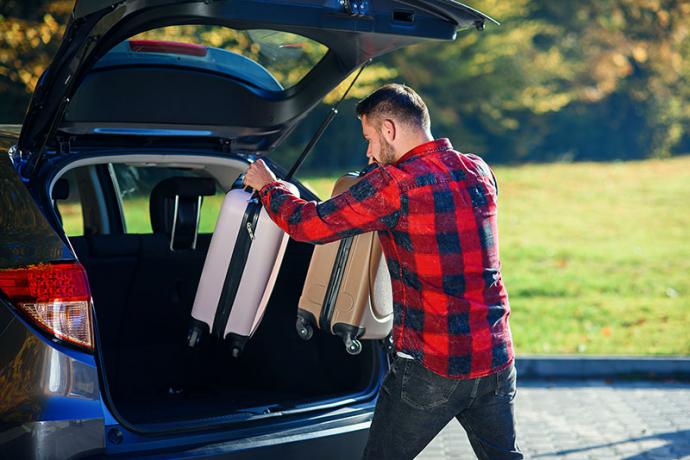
[258,180,278,197]
[258,180,289,200]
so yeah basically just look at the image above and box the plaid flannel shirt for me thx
[258,138,514,379]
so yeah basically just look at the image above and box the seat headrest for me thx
[149,177,216,250]
[52,178,70,200]
[151,176,216,200]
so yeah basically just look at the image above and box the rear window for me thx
[56,164,226,236]
[111,164,223,234]
[54,169,85,237]
[125,25,329,90]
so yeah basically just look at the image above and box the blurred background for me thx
[2,0,689,164]
[1,0,688,356]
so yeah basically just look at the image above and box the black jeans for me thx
[362,357,523,460]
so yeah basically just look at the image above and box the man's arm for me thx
[254,165,401,245]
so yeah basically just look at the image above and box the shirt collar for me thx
[393,138,453,166]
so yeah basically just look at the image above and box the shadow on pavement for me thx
[535,429,690,459]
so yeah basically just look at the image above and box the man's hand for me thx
[243,159,277,191]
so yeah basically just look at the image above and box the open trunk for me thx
[29,0,496,430]
[69,207,379,426]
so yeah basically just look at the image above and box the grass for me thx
[62,195,227,236]
[303,156,690,356]
[59,156,690,355]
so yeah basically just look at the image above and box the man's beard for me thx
[378,135,397,165]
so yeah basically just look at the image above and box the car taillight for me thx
[128,39,208,57]
[0,262,94,352]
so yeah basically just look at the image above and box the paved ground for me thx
[417,379,690,459]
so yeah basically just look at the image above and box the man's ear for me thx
[382,119,396,143]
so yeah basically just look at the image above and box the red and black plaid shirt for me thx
[258,138,514,379]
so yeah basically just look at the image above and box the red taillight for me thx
[0,262,94,352]
[128,39,208,57]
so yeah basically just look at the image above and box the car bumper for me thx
[0,419,105,460]
[0,415,372,460]
[142,418,372,460]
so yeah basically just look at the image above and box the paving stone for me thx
[417,379,690,459]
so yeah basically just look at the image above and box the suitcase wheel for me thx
[344,337,362,355]
[296,317,314,341]
[227,334,248,358]
[187,325,203,348]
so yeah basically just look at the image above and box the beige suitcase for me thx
[296,173,393,354]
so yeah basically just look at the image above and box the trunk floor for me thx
[114,385,311,424]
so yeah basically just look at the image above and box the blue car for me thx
[0,1,495,458]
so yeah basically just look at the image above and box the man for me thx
[244,84,522,459]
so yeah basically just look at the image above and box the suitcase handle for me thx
[237,179,259,202]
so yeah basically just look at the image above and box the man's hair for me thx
[355,83,430,132]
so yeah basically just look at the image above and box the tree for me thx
[382,0,690,161]
[0,0,71,121]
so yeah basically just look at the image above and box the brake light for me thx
[0,262,94,352]
[128,40,208,57]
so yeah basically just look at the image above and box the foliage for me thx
[384,0,690,162]
[0,0,71,120]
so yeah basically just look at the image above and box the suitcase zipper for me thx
[246,221,255,241]
[211,197,262,339]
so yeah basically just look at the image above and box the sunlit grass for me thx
[117,195,227,234]
[61,195,226,235]
[303,156,690,356]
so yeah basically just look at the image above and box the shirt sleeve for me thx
[257,166,401,244]
[466,153,499,197]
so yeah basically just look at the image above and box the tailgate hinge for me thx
[58,136,74,155]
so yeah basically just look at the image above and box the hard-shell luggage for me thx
[187,63,366,356]
[296,173,393,354]
[188,179,299,356]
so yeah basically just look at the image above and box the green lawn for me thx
[303,156,690,356]
[60,157,690,355]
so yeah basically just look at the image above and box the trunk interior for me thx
[70,227,378,426]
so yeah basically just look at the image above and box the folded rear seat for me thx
[69,233,142,391]
[117,177,216,394]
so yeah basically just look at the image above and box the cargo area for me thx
[69,208,378,426]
